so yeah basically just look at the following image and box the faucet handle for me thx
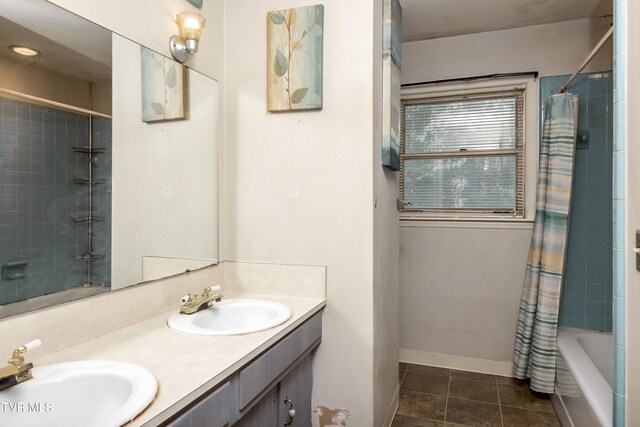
[206,285,221,294]
[180,294,193,304]
[9,339,42,366]
[23,340,42,352]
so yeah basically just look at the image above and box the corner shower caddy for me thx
[72,122,106,286]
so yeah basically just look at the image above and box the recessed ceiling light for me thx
[10,45,40,56]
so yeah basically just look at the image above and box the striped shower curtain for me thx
[513,93,578,393]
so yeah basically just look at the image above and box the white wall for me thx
[373,1,400,425]
[400,226,532,368]
[111,34,218,289]
[44,0,224,289]
[400,18,613,372]
[47,0,223,81]
[403,18,613,84]
[0,57,91,108]
[224,0,398,425]
[623,0,640,423]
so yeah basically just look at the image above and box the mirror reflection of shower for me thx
[0,90,112,314]
[0,1,113,314]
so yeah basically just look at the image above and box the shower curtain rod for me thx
[401,71,539,88]
[556,25,614,94]
[0,87,112,119]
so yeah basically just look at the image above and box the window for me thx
[400,88,526,218]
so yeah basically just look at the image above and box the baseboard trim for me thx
[399,348,514,377]
[382,384,400,427]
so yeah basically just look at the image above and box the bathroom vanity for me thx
[0,262,326,427]
[165,312,321,426]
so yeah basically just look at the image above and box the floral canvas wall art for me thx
[267,5,324,112]
[140,46,186,122]
[382,0,402,170]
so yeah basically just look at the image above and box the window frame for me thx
[399,77,539,223]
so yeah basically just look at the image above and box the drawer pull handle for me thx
[283,397,295,425]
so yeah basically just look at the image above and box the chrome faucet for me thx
[0,339,41,391]
[180,286,223,314]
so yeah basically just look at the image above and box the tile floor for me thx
[393,363,562,427]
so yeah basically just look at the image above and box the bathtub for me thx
[553,328,612,427]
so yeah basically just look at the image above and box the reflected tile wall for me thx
[0,97,111,304]
[540,72,613,332]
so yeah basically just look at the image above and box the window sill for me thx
[400,217,535,230]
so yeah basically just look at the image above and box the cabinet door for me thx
[237,386,279,427]
[165,381,232,427]
[278,355,313,427]
[238,313,322,410]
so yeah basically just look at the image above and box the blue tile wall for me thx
[0,97,111,305]
[541,72,613,332]
[87,116,112,286]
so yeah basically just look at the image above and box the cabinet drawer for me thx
[238,312,322,410]
[166,381,232,427]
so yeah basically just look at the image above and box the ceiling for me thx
[399,0,613,42]
[0,0,111,81]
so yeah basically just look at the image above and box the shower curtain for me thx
[513,93,578,393]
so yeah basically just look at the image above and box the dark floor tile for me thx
[445,397,501,427]
[400,363,408,380]
[392,414,444,427]
[396,390,447,421]
[448,377,499,404]
[406,364,451,377]
[498,383,555,413]
[501,406,561,427]
[450,369,496,383]
[402,371,450,396]
[496,376,529,387]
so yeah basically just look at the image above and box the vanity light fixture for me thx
[10,45,40,56]
[169,11,206,63]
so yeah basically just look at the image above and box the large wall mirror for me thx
[0,0,219,318]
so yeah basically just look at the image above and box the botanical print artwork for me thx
[383,59,401,170]
[140,46,186,122]
[382,0,402,170]
[267,5,324,112]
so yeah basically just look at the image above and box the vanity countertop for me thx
[33,292,326,426]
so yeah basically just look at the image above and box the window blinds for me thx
[400,90,525,216]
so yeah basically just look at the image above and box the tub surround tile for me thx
[613,343,625,395]
[585,317,606,331]
[586,284,608,301]
[613,391,625,426]
[542,73,614,332]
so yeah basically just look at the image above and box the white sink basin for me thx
[167,298,292,336]
[0,360,158,427]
